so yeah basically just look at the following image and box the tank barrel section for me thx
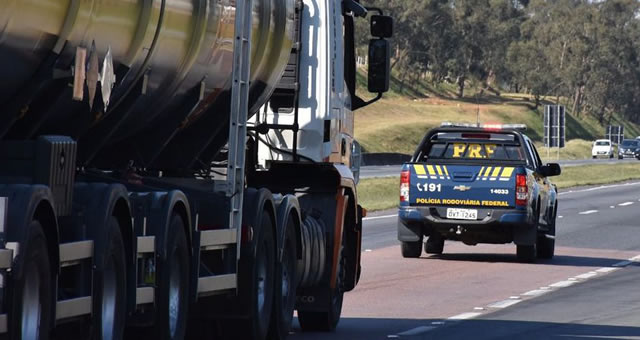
[0,0,293,171]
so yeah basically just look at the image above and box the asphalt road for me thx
[289,181,640,339]
[361,158,639,179]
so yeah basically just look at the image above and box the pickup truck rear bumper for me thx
[398,206,536,246]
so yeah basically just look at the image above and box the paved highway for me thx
[289,181,640,339]
[361,158,638,179]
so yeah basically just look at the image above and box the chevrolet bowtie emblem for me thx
[453,185,471,192]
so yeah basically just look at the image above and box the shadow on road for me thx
[290,317,640,340]
[421,253,629,268]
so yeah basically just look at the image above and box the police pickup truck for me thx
[397,123,561,262]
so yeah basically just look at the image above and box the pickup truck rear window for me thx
[422,132,525,161]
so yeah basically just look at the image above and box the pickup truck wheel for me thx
[425,234,444,254]
[401,241,422,258]
[592,156,596,159]
[537,214,556,260]
[517,244,537,263]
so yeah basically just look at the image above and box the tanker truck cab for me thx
[0,0,390,339]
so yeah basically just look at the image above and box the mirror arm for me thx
[352,92,382,111]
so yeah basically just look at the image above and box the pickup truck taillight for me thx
[516,174,528,206]
[400,170,410,202]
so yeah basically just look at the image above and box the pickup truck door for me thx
[525,140,550,221]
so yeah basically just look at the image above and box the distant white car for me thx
[592,139,614,159]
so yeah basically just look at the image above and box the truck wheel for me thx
[268,218,298,339]
[401,241,422,258]
[93,217,127,340]
[11,221,53,340]
[592,156,596,159]
[236,213,276,340]
[425,234,444,255]
[537,215,556,260]
[298,237,346,332]
[156,215,190,340]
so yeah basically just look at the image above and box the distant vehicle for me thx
[592,139,614,159]
[397,123,561,263]
[618,139,640,159]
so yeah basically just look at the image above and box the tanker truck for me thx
[0,0,391,339]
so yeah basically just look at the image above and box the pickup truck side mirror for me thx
[540,163,561,177]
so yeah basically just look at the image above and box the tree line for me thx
[358,0,640,124]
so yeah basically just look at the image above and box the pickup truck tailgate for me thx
[407,163,517,208]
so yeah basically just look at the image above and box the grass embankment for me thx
[358,163,640,212]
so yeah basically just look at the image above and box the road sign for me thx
[605,125,624,144]
[544,105,565,148]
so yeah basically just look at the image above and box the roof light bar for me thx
[440,122,527,131]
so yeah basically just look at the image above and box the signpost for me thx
[605,125,624,145]
[544,105,566,159]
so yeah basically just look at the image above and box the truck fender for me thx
[141,190,192,262]
[241,188,277,259]
[74,183,132,272]
[0,184,59,278]
[274,195,302,264]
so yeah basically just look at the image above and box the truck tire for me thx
[298,236,346,332]
[268,217,298,340]
[93,217,127,340]
[425,234,444,255]
[516,244,537,263]
[537,213,556,259]
[155,215,190,340]
[401,241,422,258]
[236,213,276,340]
[10,221,53,340]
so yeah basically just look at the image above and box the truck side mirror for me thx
[368,39,390,93]
[371,15,393,38]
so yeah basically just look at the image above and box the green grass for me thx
[354,70,640,154]
[358,163,640,212]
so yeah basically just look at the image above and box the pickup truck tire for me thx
[517,244,537,262]
[537,213,556,259]
[592,156,596,159]
[401,241,422,258]
[425,235,444,254]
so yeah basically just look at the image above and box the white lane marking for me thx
[613,260,632,267]
[558,181,640,196]
[578,210,598,215]
[549,280,578,288]
[574,272,598,279]
[364,249,372,252]
[396,326,436,336]
[558,215,563,219]
[619,201,634,206]
[610,206,615,208]
[522,289,551,296]
[473,307,485,310]
[363,214,397,221]
[488,299,521,308]
[596,267,619,273]
[448,312,482,320]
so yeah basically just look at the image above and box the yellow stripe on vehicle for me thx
[443,166,450,177]
[478,166,485,180]
[435,165,443,176]
[501,167,514,179]
[413,164,426,175]
[484,167,493,179]
[426,165,436,176]
[491,167,502,178]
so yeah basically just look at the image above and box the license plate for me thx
[446,208,478,220]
